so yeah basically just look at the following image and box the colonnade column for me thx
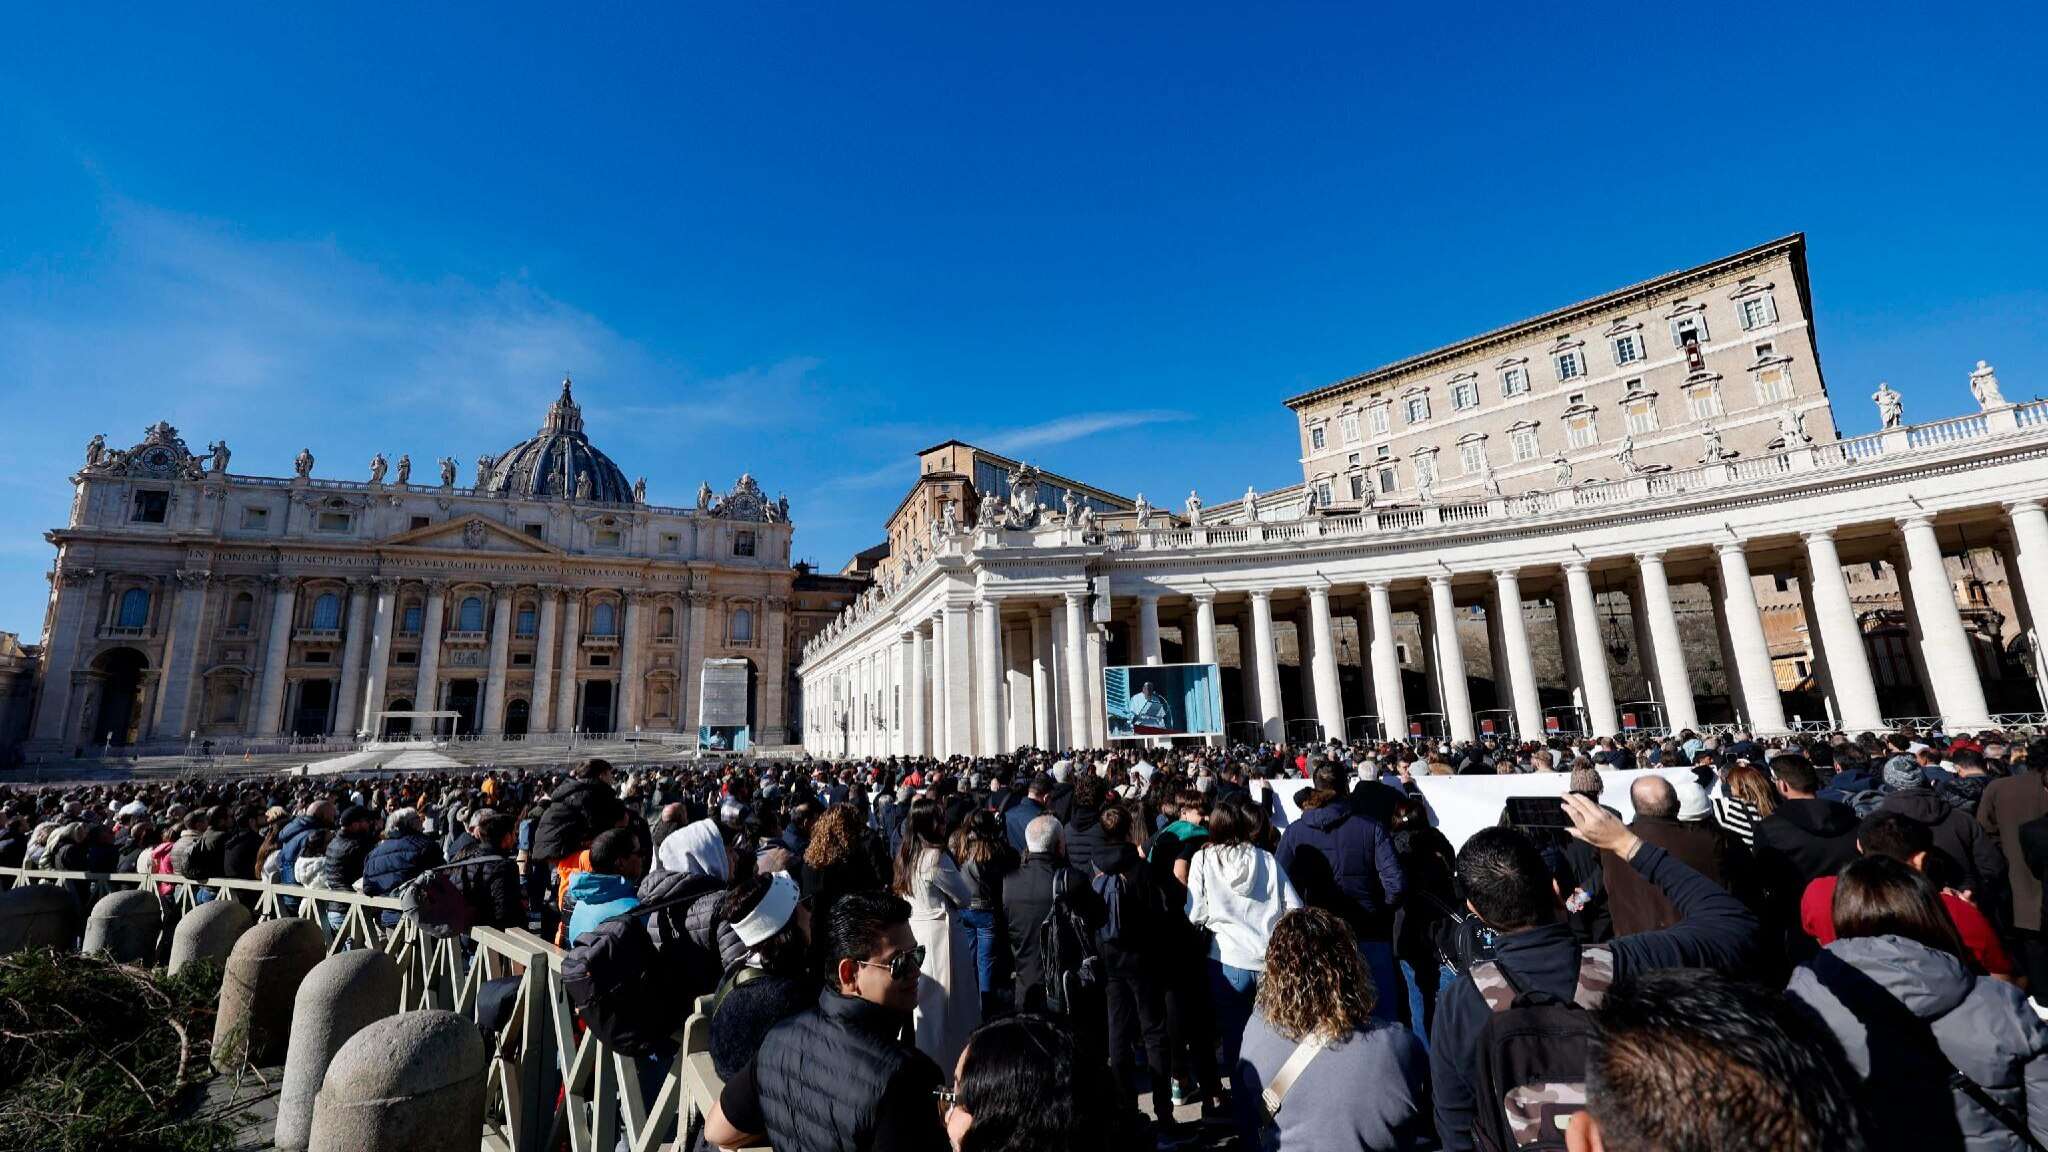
[1899,515,1993,729]
[416,581,447,716]
[681,592,710,733]
[906,628,927,756]
[1366,580,1408,740]
[1307,587,1345,745]
[555,595,582,732]
[1634,553,1699,733]
[481,590,514,735]
[2007,499,2048,710]
[529,588,558,735]
[331,578,372,738]
[1194,592,1222,746]
[152,569,211,741]
[1492,570,1544,740]
[1800,530,1886,732]
[1249,589,1285,742]
[618,593,645,733]
[1428,575,1476,742]
[1059,593,1089,750]
[931,611,949,753]
[1562,561,1621,736]
[1030,612,1053,748]
[942,604,975,757]
[1713,543,1788,733]
[255,576,298,736]
[358,578,397,736]
[1138,593,1162,665]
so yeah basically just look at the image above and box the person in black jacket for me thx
[1092,803,1174,1132]
[449,812,524,930]
[528,758,622,937]
[1000,815,1105,1023]
[1062,774,1111,876]
[708,872,818,1080]
[705,892,948,1152]
[218,804,263,884]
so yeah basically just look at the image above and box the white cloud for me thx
[982,409,1192,453]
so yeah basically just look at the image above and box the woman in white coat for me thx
[894,795,981,1073]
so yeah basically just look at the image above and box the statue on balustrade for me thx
[1298,485,1318,518]
[1873,381,1905,429]
[438,457,457,487]
[394,454,411,485]
[1243,485,1259,522]
[84,433,107,469]
[369,453,388,484]
[1553,454,1574,487]
[207,440,232,473]
[697,481,715,510]
[977,493,1001,529]
[1776,408,1812,446]
[1062,487,1080,524]
[1699,424,1734,463]
[1184,489,1202,525]
[1077,504,1098,533]
[1613,434,1643,475]
[1971,360,2005,411]
[294,448,314,478]
[1133,493,1151,528]
[478,453,497,487]
[633,476,648,504]
[940,500,960,537]
[575,470,593,501]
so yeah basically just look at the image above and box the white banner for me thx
[1410,767,1697,851]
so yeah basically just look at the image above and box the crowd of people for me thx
[6,723,2048,1151]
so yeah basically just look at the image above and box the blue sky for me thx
[3,4,2044,638]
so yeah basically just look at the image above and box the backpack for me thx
[561,886,705,1057]
[1469,946,1614,1152]
[1039,870,1102,1014]
[1846,789,1887,819]
[400,855,504,940]
[1091,869,1131,950]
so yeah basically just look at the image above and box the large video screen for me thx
[1105,662,1225,738]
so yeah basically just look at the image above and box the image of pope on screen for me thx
[1105,663,1225,738]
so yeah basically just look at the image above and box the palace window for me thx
[312,592,342,630]
[1404,394,1431,425]
[1458,439,1487,475]
[1314,479,1334,506]
[734,531,756,557]
[131,490,169,524]
[457,596,485,632]
[1686,381,1724,421]
[1612,333,1643,367]
[1511,425,1541,461]
[1347,452,1361,467]
[1566,411,1600,449]
[730,607,755,645]
[1340,411,1361,445]
[117,588,150,629]
[1739,293,1778,330]
[516,604,538,636]
[1670,313,1708,349]
[1755,363,1793,404]
[1499,366,1529,398]
[590,602,618,636]
[1349,473,1366,499]
[1309,423,1326,451]
[1625,396,1660,435]
[1452,378,1480,411]
[1377,466,1398,494]
[1367,402,1391,437]
[1553,350,1583,382]
[1375,444,1391,462]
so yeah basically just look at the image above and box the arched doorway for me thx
[91,647,149,746]
[382,697,414,738]
[446,680,482,736]
[505,698,530,738]
[580,680,615,734]
[292,680,335,737]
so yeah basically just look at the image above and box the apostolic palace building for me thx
[22,380,811,757]
[799,235,2048,757]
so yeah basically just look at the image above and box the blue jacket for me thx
[1003,797,1045,854]
[1275,802,1405,939]
[275,814,323,881]
[565,871,641,944]
[360,833,444,898]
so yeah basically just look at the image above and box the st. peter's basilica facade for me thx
[28,379,805,755]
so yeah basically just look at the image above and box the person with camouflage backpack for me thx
[1430,794,1758,1152]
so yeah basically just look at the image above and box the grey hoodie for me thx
[1788,934,2048,1152]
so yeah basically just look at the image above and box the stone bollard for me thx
[275,949,402,1152]
[167,897,256,975]
[0,884,82,954]
[213,918,327,1071]
[82,889,165,963]
[309,1009,487,1152]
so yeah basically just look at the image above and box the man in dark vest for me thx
[706,891,947,1152]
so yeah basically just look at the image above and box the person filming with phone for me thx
[1429,793,1761,1152]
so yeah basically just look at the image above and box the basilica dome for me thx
[480,378,637,504]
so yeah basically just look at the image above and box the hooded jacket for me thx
[1753,797,1860,893]
[655,818,730,880]
[1274,800,1405,940]
[1789,934,2048,1152]
[530,777,624,862]
[1880,787,2006,891]
[275,814,325,881]
[1092,840,1161,970]
[563,871,639,945]
[1185,841,1301,972]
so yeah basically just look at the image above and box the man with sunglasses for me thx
[706,891,949,1152]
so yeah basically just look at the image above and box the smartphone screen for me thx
[1505,796,1574,829]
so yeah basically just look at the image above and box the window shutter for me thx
[1764,294,1779,324]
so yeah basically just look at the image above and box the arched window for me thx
[458,596,485,632]
[117,588,150,629]
[401,599,424,635]
[213,679,243,723]
[516,603,538,637]
[591,602,617,636]
[730,607,754,645]
[311,592,342,630]
[228,592,255,630]
[652,685,672,719]
[656,606,675,638]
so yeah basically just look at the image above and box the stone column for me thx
[1562,561,1621,736]
[1138,593,1163,665]
[1366,580,1408,740]
[415,582,447,716]
[1898,515,1994,729]
[1193,592,1222,746]
[2006,500,2048,710]
[931,610,950,753]
[30,566,96,745]
[152,569,211,741]
[616,593,644,733]
[899,630,919,756]
[255,576,298,736]
[1087,618,1108,748]
[331,579,372,739]
[978,599,1005,755]
[942,604,974,757]
[1493,570,1544,740]
[1307,586,1345,745]
[1801,530,1886,732]
[481,590,514,736]
[1428,575,1476,742]
[357,579,397,736]
[1634,553,1700,732]
[760,596,790,743]
[1235,606,1263,733]
[554,594,582,732]
[1063,592,1091,750]
[1714,543,1789,733]
[680,591,710,732]
[1249,589,1285,742]
[1030,612,1053,748]
[528,588,558,735]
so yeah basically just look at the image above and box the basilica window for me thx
[131,490,169,524]
[401,599,423,635]
[117,588,150,629]
[656,605,675,638]
[316,510,353,533]
[516,604,538,637]
[311,592,342,630]
[591,602,618,636]
[457,596,485,632]
[730,608,755,645]
[213,680,243,724]
[240,506,270,531]
[228,592,255,631]
[734,531,756,557]
[594,528,622,548]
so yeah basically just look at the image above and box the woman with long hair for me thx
[895,795,982,1071]
[1241,907,1430,1150]
[800,800,892,916]
[943,1015,1113,1152]
[1789,855,2048,1152]
[950,808,1017,1019]
[1713,760,1778,846]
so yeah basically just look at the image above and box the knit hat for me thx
[1673,777,1712,821]
[1882,755,1923,791]
[1569,765,1603,796]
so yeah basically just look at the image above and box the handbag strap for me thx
[1261,1029,1333,1117]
